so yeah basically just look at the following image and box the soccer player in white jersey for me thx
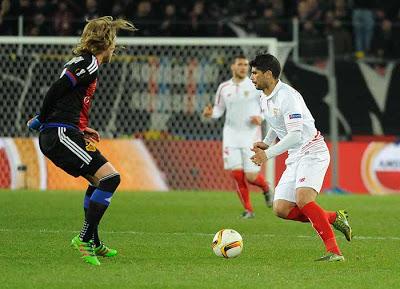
[203,55,271,219]
[249,53,352,261]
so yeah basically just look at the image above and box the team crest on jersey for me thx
[244,91,249,97]
[273,108,279,116]
[85,141,97,152]
[76,68,86,76]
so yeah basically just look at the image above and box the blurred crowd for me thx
[1,0,400,59]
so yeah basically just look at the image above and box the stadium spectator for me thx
[134,0,154,36]
[53,2,74,36]
[299,20,325,59]
[32,0,51,15]
[28,12,51,35]
[83,0,99,21]
[187,1,211,36]
[111,0,135,18]
[253,7,285,39]
[330,19,353,56]
[159,3,179,36]
[0,0,10,33]
[351,0,377,59]
[371,19,400,59]
[297,0,322,22]
[332,0,350,21]
[2,0,400,60]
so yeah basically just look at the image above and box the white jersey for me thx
[260,80,326,164]
[212,77,262,148]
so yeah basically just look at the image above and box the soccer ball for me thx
[211,229,243,258]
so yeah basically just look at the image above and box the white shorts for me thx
[223,146,259,172]
[274,150,330,203]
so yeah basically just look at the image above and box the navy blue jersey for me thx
[40,54,99,131]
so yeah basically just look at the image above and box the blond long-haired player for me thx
[27,17,137,266]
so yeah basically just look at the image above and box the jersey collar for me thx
[261,79,282,100]
[231,77,249,86]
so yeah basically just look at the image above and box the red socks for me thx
[287,206,309,222]
[287,206,337,224]
[300,202,341,255]
[248,174,269,192]
[231,170,253,212]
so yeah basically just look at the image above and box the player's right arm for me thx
[203,83,226,119]
[252,128,277,151]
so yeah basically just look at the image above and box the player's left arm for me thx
[27,75,76,131]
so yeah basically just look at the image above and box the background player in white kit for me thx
[203,55,271,219]
[249,53,353,261]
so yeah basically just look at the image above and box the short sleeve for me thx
[61,55,98,87]
[280,90,303,132]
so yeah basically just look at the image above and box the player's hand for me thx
[202,104,213,118]
[27,115,42,131]
[250,147,267,166]
[83,127,100,143]
[250,115,263,126]
[252,142,268,151]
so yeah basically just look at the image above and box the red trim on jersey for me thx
[78,79,97,131]
[301,131,324,152]
[216,81,230,104]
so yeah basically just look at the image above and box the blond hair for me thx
[73,16,137,56]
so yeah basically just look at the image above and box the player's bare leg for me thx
[245,172,271,207]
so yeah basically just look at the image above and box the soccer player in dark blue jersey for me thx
[27,16,137,266]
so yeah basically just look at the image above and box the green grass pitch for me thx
[1,189,400,289]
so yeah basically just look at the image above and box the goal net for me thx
[0,36,294,191]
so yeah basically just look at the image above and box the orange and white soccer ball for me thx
[211,229,243,258]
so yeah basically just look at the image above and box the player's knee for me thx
[98,173,121,192]
[273,203,289,219]
[245,173,257,183]
[295,187,317,209]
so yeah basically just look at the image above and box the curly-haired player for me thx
[27,16,137,266]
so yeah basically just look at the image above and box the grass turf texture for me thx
[1,190,399,289]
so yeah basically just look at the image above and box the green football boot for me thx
[94,243,118,257]
[333,210,353,241]
[71,235,100,266]
[315,252,345,262]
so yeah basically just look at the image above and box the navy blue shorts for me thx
[39,126,107,178]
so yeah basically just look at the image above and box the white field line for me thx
[0,228,399,241]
